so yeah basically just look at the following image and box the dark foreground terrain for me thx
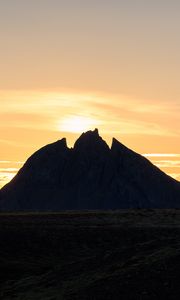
[0,210,180,299]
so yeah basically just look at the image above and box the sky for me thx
[0,0,180,187]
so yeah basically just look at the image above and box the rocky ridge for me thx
[0,129,180,210]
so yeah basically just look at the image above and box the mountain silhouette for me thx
[0,129,180,210]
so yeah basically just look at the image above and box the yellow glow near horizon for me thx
[0,89,180,185]
[59,116,100,133]
[0,1,180,188]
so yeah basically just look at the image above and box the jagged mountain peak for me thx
[74,128,109,153]
[32,137,68,155]
[22,137,69,172]
[111,137,136,156]
[111,137,126,151]
[45,137,68,150]
[30,137,68,155]
[74,128,100,145]
[57,137,68,148]
[0,129,180,210]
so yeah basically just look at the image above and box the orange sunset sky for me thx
[0,0,180,187]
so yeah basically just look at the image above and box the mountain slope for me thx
[0,129,180,210]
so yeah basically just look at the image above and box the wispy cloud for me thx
[143,154,180,158]
[169,174,180,181]
[0,160,24,164]
[142,154,180,182]
[1,90,179,138]
[0,90,179,176]
[0,168,19,173]
[153,160,180,168]
[0,161,23,188]
[0,172,16,188]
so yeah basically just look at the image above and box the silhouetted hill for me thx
[0,129,180,210]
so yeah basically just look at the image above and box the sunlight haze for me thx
[0,0,179,187]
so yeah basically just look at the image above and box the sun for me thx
[59,116,98,133]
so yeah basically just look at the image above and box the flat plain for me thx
[0,210,180,299]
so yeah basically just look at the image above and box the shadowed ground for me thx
[0,210,180,299]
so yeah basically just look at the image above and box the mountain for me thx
[0,129,180,210]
